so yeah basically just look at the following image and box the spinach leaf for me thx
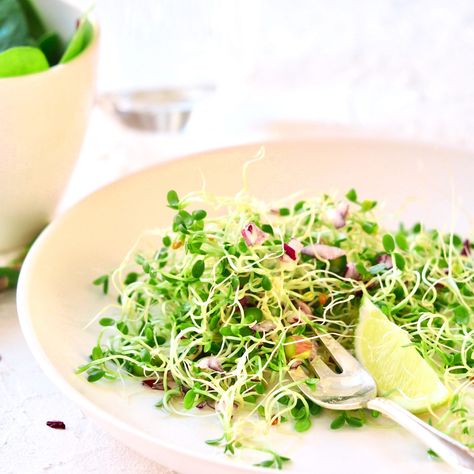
[18,0,46,39]
[0,46,49,77]
[38,31,62,65]
[60,17,93,64]
[0,0,34,52]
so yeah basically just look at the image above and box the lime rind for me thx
[356,297,449,413]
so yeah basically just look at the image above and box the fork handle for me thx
[367,397,474,473]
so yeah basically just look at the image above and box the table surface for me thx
[3,0,474,472]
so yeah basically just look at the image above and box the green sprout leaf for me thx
[183,389,197,409]
[166,190,180,209]
[87,368,105,382]
[453,305,470,325]
[294,417,311,432]
[261,275,272,291]
[361,199,377,212]
[345,416,364,428]
[330,414,346,429]
[393,252,406,270]
[191,259,205,279]
[192,209,207,221]
[345,188,358,202]
[382,234,395,253]
[255,452,291,469]
[361,221,378,235]
[427,448,440,460]
[294,200,305,212]
[99,317,115,327]
[91,345,104,360]
[243,307,263,323]
[395,232,409,251]
[205,437,223,446]
[93,274,109,294]
[116,321,129,335]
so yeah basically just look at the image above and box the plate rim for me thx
[17,137,472,473]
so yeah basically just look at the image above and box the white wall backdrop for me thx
[88,0,474,147]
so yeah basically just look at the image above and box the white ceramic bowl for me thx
[18,140,473,474]
[0,0,99,252]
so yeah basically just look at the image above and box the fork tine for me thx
[309,355,334,378]
[289,365,321,400]
[290,365,310,383]
[317,332,361,372]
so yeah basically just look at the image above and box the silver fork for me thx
[289,333,474,473]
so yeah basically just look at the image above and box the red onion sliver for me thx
[197,356,224,372]
[142,379,165,390]
[302,244,346,260]
[251,320,277,332]
[283,238,303,261]
[283,243,296,260]
[376,254,393,269]
[238,296,249,308]
[338,202,349,218]
[286,312,301,324]
[46,421,66,430]
[462,239,471,256]
[295,299,312,315]
[326,202,350,229]
[289,360,303,369]
[344,263,361,280]
[241,223,268,247]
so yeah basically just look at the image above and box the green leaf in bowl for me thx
[18,0,46,39]
[60,17,93,64]
[0,46,49,77]
[38,31,62,66]
[0,0,34,52]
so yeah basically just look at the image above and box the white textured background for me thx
[2,0,474,473]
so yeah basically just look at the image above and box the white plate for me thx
[18,140,473,474]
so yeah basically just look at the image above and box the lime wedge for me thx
[355,297,449,413]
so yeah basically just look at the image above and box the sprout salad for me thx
[78,186,474,469]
